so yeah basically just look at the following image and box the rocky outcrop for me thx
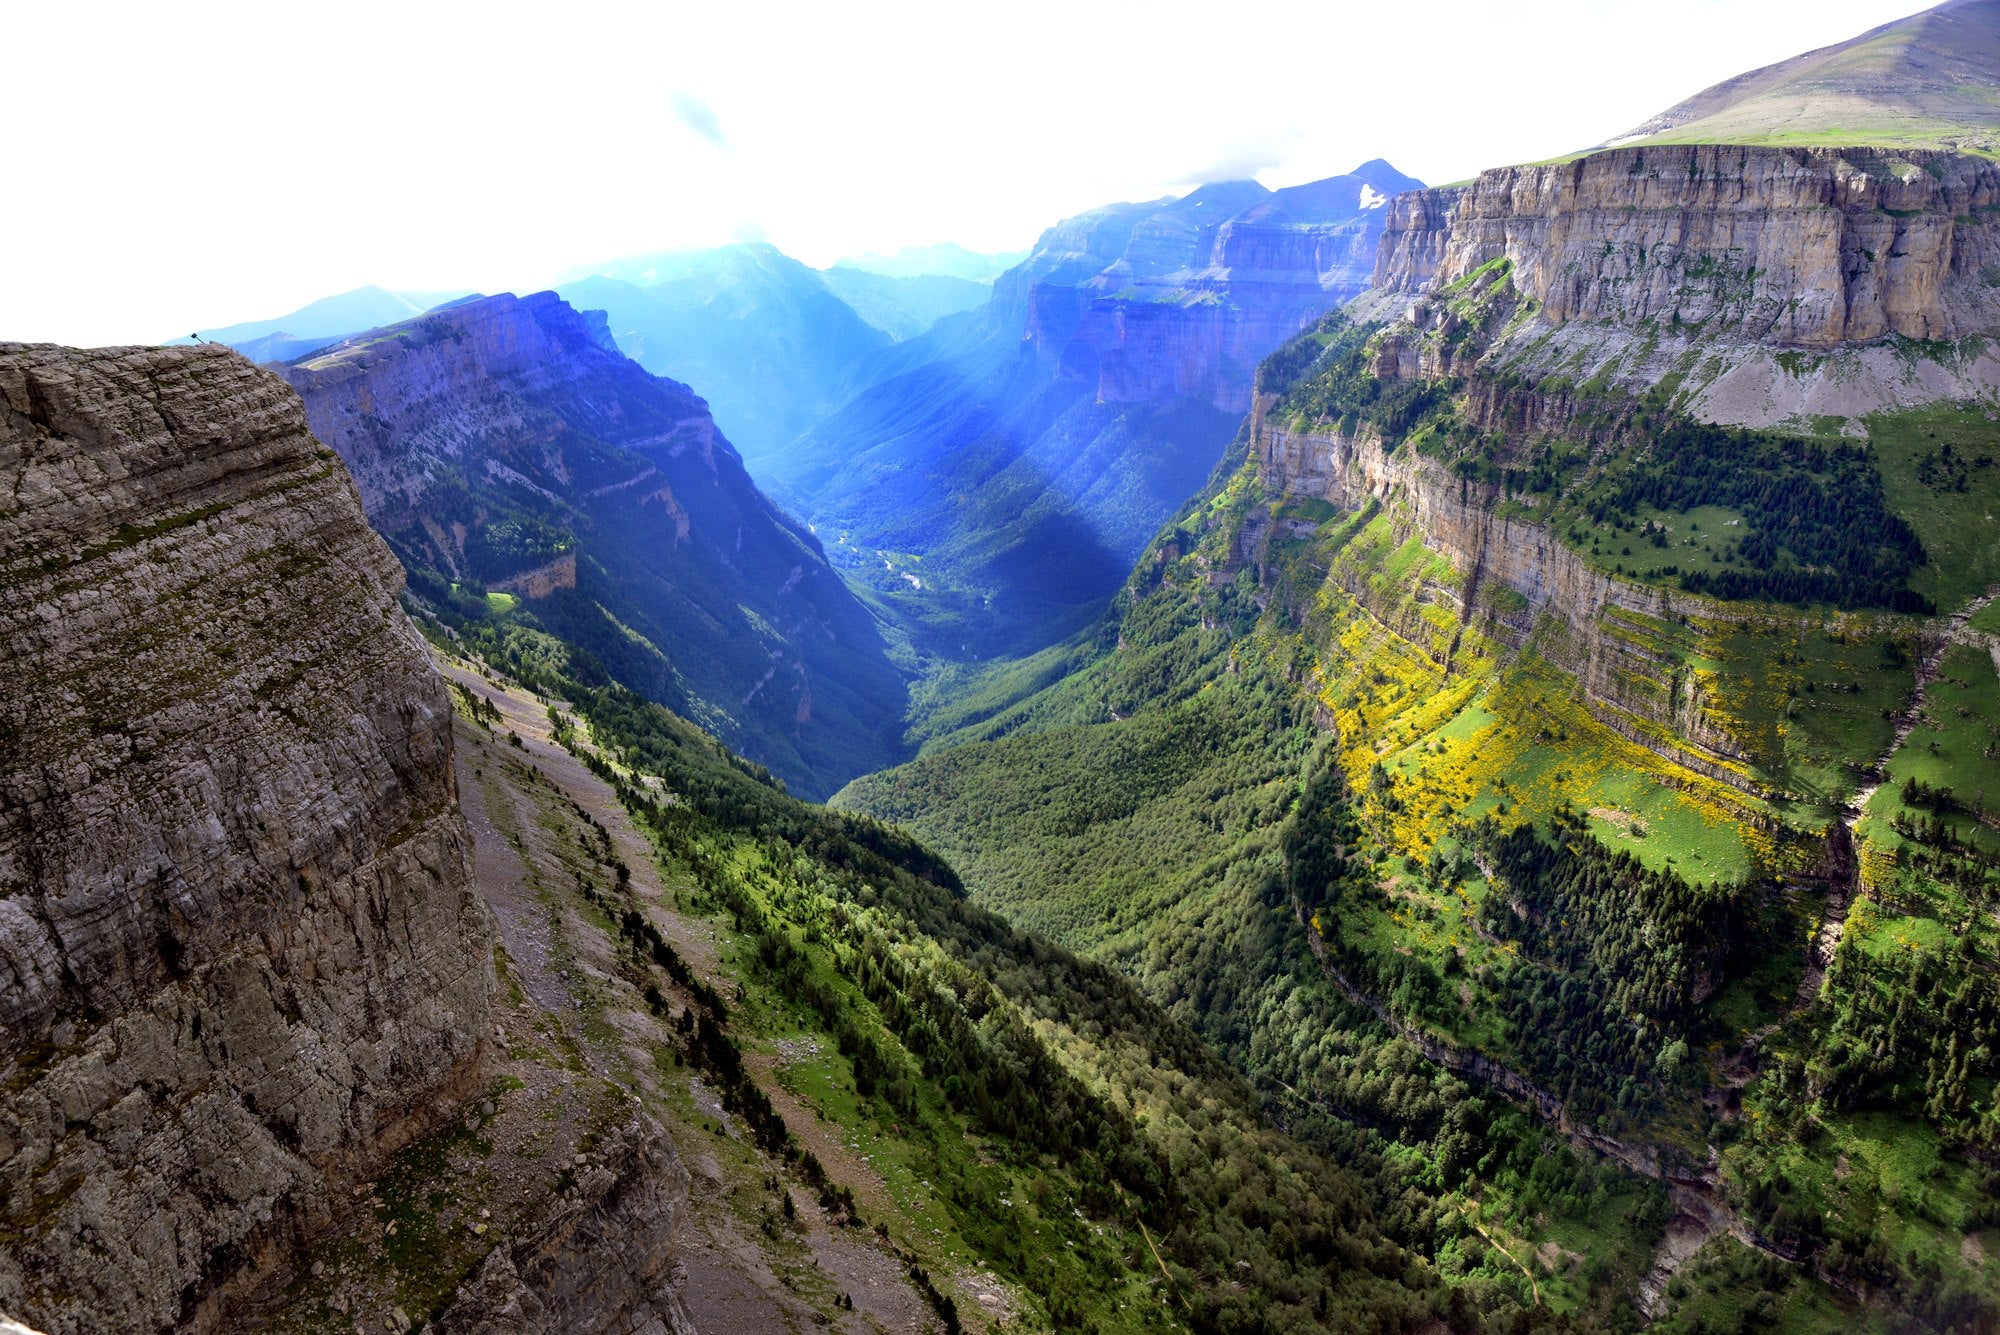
[0,343,706,1334]
[490,549,579,600]
[0,344,492,1332]
[1372,145,2000,347]
[432,1110,695,1335]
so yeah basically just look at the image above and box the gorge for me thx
[10,2,2000,1331]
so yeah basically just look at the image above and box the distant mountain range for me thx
[835,241,1029,283]
[174,167,1426,666]
[178,284,473,359]
[278,290,907,798]
[187,246,1021,472]
[553,243,900,465]
[816,265,991,340]
[761,159,1425,658]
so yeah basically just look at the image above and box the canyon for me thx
[769,159,1425,656]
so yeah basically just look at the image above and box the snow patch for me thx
[1360,184,1388,210]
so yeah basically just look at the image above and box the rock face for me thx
[1018,162,1425,411]
[280,291,906,800]
[431,1109,694,1335]
[0,344,703,1335]
[1373,145,2000,347]
[0,344,491,1332]
[1253,402,1756,784]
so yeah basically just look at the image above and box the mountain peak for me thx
[1607,0,2000,153]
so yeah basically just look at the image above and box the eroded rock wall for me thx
[1253,400,1754,782]
[0,344,492,1332]
[1070,216,1391,411]
[1372,145,2000,347]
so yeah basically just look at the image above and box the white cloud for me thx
[670,93,729,150]
[0,0,1933,346]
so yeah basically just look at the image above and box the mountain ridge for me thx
[1606,0,2000,154]
[279,289,907,799]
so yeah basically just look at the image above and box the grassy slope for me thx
[841,478,1738,1317]
[1867,401,2000,612]
[1610,5,2000,157]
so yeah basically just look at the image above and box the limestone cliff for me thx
[1253,402,1763,789]
[0,345,698,1335]
[1254,144,2000,790]
[1370,145,2000,348]
[0,343,491,1332]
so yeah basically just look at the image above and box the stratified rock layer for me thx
[1373,145,2000,346]
[1252,403,1756,784]
[0,344,492,1332]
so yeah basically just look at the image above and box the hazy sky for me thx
[5,0,1932,346]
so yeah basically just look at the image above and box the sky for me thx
[2,0,1935,346]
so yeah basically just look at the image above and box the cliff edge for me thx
[0,342,493,1329]
[0,341,715,1333]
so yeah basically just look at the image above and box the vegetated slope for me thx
[280,291,906,799]
[1608,0,2000,154]
[767,161,1423,661]
[841,132,2000,1329]
[555,243,895,466]
[0,344,700,1335]
[423,609,1489,1335]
